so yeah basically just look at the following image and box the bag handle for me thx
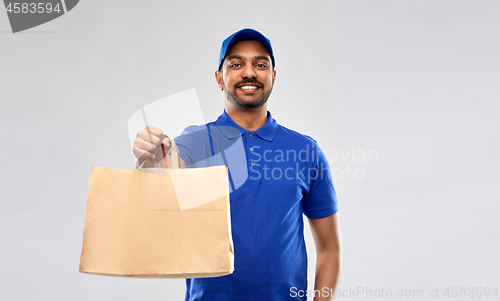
[139,107,180,170]
[162,134,180,169]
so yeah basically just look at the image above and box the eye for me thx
[256,64,268,68]
[230,63,242,67]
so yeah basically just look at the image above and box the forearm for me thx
[313,250,341,301]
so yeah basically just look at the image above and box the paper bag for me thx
[79,137,234,278]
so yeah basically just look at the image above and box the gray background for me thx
[1,0,499,300]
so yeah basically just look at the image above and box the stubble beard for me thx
[222,78,273,109]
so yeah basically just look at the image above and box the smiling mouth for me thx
[237,84,262,92]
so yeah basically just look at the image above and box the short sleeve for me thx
[302,142,338,219]
[173,125,214,168]
[173,126,197,167]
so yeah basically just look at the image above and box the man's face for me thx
[216,40,276,109]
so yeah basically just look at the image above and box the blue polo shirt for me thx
[174,109,338,301]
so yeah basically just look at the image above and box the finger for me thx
[138,131,162,147]
[135,139,159,155]
[133,141,156,158]
[144,126,164,140]
[162,135,172,148]
[134,147,156,162]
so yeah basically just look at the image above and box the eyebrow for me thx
[227,55,243,61]
[226,55,270,63]
[254,56,270,63]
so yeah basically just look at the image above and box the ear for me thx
[272,69,276,85]
[215,70,223,91]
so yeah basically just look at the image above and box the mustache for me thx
[233,79,264,89]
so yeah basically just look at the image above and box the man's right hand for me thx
[132,126,171,168]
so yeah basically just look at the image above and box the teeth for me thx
[240,86,258,89]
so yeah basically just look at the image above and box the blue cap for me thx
[218,28,275,71]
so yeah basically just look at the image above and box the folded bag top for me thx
[79,135,234,278]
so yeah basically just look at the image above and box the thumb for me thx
[162,135,172,149]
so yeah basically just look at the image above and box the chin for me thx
[225,90,270,109]
[236,99,267,109]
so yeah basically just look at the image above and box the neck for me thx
[224,101,268,131]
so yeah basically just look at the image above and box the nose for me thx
[241,64,256,79]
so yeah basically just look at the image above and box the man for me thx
[132,28,341,301]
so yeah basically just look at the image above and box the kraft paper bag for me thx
[79,137,234,278]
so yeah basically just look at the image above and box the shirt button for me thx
[250,147,254,152]
[248,134,253,138]
[251,161,256,166]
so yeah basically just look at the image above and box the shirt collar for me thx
[214,109,279,142]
